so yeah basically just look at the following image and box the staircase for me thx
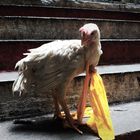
[0,0,140,138]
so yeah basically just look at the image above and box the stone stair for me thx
[0,2,140,136]
[0,101,140,140]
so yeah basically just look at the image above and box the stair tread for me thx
[1,16,140,22]
[0,64,140,82]
[111,101,140,136]
[0,39,140,42]
[0,101,139,139]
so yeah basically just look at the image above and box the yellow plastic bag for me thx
[86,72,115,140]
[77,71,114,140]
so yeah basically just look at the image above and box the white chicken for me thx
[12,23,102,134]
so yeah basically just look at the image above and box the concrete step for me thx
[0,16,140,40]
[0,64,139,120]
[0,39,140,71]
[0,5,140,21]
[0,101,140,140]
[1,64,140,82]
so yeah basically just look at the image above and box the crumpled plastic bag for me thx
[77,72,115,140]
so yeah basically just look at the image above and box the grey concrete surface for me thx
[0,101,140,140]
[110,101,140,135]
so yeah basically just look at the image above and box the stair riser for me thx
[0,6,140,21]
[0,40,140,71]
[0,17,140,40]
[0,72,139,120]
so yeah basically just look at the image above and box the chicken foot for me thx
[58,95,83,134]
[52,90,83,134]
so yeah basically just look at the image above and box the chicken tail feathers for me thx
[12,73,24,96]
[12,59,28,96]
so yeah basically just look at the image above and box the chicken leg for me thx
[58,95,83,134]
[77,63,90,123]
[52,93,62,119]
[54,84,82,134]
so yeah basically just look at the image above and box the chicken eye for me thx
[90,31,95,36]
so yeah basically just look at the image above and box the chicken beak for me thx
[81,37,90,46]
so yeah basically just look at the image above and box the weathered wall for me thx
[0,72,139,120]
